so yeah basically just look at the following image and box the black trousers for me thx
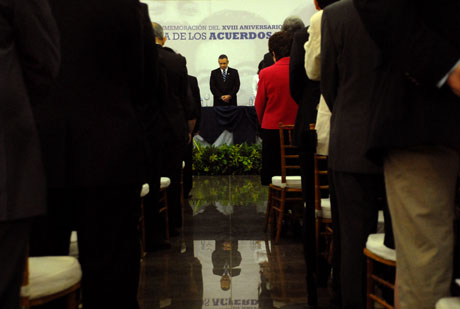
[260,129,281,186]
[183,140,194,198]
[299,149,318,305]
[0,219,29,309]
[159,140,185,230]
[30,187,142,309]
[331,171,386,309]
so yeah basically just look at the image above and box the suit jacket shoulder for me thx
[0,0,59,220]
[321,0,382,173]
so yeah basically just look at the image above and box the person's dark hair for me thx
[151,22,164,39]
[268,31,293,61]
[218,54,228,60]
[281,16,305,33]
[257,60,264,74]
[317,0,338,9]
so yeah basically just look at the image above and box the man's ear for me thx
[161,37,167,46]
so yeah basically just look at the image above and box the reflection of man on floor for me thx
[210,55,240,106]
[212,240,242,290]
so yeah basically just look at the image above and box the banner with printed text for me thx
[143,0,316,106]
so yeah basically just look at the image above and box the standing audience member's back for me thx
[30,1,151,308]
[0,0,59,307]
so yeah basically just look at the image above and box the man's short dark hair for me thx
[317,0,338,9]
[281,16,305,33]
[218,54,228,60]
[151,22,164,39]
[268,31,294,61]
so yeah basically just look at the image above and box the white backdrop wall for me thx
[143,0,317,106]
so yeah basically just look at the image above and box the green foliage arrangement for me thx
[192,141,262,175]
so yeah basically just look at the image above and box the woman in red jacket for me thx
[255,31,298,185]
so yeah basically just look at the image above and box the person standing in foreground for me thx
[260,16,305,70]
[0,0,59,307]
[321,0,393,306]
[255,31,298,186]
[152,21,192,236]
[183,74,202,199]
[289,19,321,307]
[354,0,460,307]
[31,0,150,307]
[210,54,240,107]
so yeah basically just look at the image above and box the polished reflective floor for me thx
[138,175,331,309]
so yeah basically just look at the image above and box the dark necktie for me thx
[222,70,227,82]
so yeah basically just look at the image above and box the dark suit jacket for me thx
[156,45,190,143]
[321,0,382,173]
[353,0,460,156]
[0,0,59,221]
[188,75,202,133]
[210,67,240,106]
[289,27,321,150]
[139,3,160,139]
[35,0,147,188]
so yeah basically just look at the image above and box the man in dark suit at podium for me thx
[210,54,240,106]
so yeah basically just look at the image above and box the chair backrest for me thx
[310,120,329,214]
[278,123,301,183]
[314,154,329,211]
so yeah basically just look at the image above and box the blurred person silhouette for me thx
[29,1,153,307]
[288,8,321,307]
[260,16,305,70]
[255,31,297,186]
[152,21,193,237]
[0,0,59,307]
[252,60,265,99]
[319,0,394,307]
[354,0,460,307]
[183,74,202,199]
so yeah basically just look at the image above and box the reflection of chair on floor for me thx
[264,238,309,307]
[139,183,150,258]
[364,233,396,309]
[264,123,303,244]
[159,177,171,241]
[313,153,333,265]
[21,255,82,308]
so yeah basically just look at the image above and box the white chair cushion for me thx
[319,198,332,219]
[436,297,460,309]
[140,183,150,197]
[21,256,82,300]
[160,177,171,189]
[271,176,302,189]
[366,233,396,262]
